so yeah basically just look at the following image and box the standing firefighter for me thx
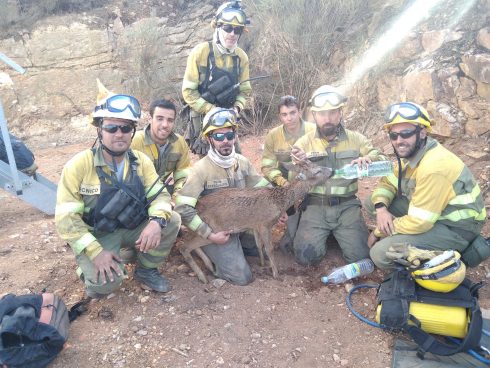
[291,85,387,266]
[367,102,488,269]
[182,1,251,156]
[55,81,180,298]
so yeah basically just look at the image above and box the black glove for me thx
[191,137,210,156]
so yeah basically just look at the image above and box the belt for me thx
[308,195,356,207]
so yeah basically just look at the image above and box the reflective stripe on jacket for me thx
[131,127,191,195]
[182,41,251,114]
[294,125,387,198]
[175,154,266,239]
[371,137,486,234]
[261,120,316,186]
[55,147,172,255]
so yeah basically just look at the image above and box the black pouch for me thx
[117,200,148,230]
[95,217,119,233]
[207,75,233,96]
[99,189,133,219]
[461,235,490,267]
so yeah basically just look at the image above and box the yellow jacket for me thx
[371,137,486,236]
[131,127,191,196]
[261,120,316,186]
[55,147,172,258]
[182,41,251,114]
[175,155,268,238]
[294,125,387,198]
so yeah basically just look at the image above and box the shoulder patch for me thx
[80,184,100,195]
[205,179,229,190]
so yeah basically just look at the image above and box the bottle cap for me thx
[321,276,329,284]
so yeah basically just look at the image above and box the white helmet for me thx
[92,79,141,126]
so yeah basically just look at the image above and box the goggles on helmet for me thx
[203,110,237,133]
[95,94,141,119]
[218,8,248,26]
[384,102,430,125]
[310,92,346,109]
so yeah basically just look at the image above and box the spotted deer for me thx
[179,161,332,283]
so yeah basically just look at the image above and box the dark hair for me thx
[149,99,177,117]
[278,95,299,112]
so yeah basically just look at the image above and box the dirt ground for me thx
[1,134,489,368]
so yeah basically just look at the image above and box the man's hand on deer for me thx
[208,230,232,245]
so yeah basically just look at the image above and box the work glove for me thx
[386,243,444,268]
[191,137,210,156]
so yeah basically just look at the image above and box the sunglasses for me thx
[211,131,236,141]
[310,92,346,109]
[388,127,420,141]
[101,124,134,134]
[384,102,430,124]
[95,95,141,119]
[221,24,244,35]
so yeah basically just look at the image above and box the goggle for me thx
[95,94,141,119]
[211,131,236,141]
[384,102,430,124]
[219,8,248,25]
[388,126,421,141]
[221,24,244,35]
[310,92,346,109]
[203,110,237,131]
[101,124,134,134]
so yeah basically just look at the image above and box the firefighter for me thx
[182,1,251,156]
[291,85,387,265]
[55,80,180,298]
[367,101,487,269]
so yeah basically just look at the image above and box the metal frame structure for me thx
[0,52,57,215]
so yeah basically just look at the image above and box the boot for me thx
[134,267,171,293]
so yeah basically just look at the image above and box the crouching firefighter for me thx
[182,0,252,156]
[55,80,181,299]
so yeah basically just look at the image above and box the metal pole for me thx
[0,53,26,74]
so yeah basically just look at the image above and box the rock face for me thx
[0,0,489,152]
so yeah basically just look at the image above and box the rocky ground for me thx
[0,134,489,368]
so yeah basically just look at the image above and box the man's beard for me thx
[319,124,338,138]
[394,141,418,158]
[217,144,233,156]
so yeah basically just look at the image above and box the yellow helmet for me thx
[383,102,432,132]
[202,107,238,136]
[412,250,466,293]
[309,85,347,112]
[211,1,249,28]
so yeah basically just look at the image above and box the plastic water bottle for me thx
[321,258,375,284]
[334,161,393,179]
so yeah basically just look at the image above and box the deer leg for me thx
[180,237,210,284]
[259,226,278,279]
[194,247,214,273]
[253,229,265,266]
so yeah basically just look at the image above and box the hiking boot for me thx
[134,267,172,293]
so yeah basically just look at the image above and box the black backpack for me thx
[0,293,85,368]
[0,133,35,171]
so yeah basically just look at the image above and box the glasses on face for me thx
[221,24,244,35]
[101,124,134,134]
[211,131,236,141]
[95,95,141,119]
[219,8,247,25]
[384,102,430,124]
[388,127,420,141]
[310,92,346,109]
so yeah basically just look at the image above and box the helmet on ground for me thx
[202,107,238,136]
[383,102,432,132]
[212,1,249,28]
[309,85,347,112]
[91,79,141,126]
[412,250,466,293]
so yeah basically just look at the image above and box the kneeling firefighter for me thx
[348,245,487,360]
[55,80,181,299]
[182,0,252,156]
